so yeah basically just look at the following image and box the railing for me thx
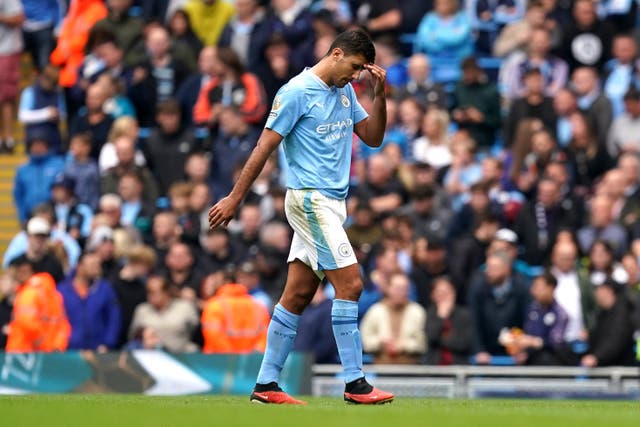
[313,365,640,399]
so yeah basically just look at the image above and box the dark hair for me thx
[327,30,375,64]
[156,98,181,115]
[9,256,36,270]
[216,47,245,77]
[537,271,558,288]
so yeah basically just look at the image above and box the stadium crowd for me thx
[1,0,640,368]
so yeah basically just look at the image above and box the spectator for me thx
[183,0,235,46]
[49,174,94,243]
[0,272,16,349]
[603,34,639,119]
[493,0,546,58]
[161,241,205,300]
[150,211,180,265]
[101,133,159,205]
[21,0,62,72]
[354,154,406,217]
[608,87,640,157]
[397,54,447,110]
[571,67,613,145]
[211,106,261,196]
[499,27,568,99]
[98,116,146,174]
[578,196,628,258]
[448,181,502,240]
[618,153,640,201]
[411,236,450,310]
[354,0,402,39]
[64,134,101,211]
[293,286,339,363]
[503,68,557,148]
[254,33,297,107]
[58,251,122,351]
[181,182,211,247]
[397,186,451,244]
[117,171,155,237]
[92,0,145,67]
[13,136,65,224]
[425,276,473,365]
[581,280,635,366]
[467,0,524,55]
[168,181,193,228]
[414,0,473,85]
[95,72,137,120]
[566,111,613,189]
[143,100,199,196]
[200,227,245,272]
[0,0,24,153]
[218,0,271,73]
[112,244,157,348]
[508,129,562,194]
[443,135,483,212]
[346,203,384,260]
[5,258,70,353]
[373,35,408,90]
[231,202,262,259]
[514,178,578,266]
[397,96,425,142]
[515,272,570,365]
[129,275,200,352]
[143,25,191,102]
[175,46,218,126]
[86,224,121,284]
[600,167,640,230]
[361,272,427,364]
[267,0,315,71]
[236,260,273,312]
[18,64,66,154]
[168,9,203,71]
[587,239,629,286]
[452,57,501,149]
[553,88,579,148]
[558,0,613,72]
[468,251,530,363]
[193,47,267,127]
[70,83,115,160]
[49,0,108,88]
[201,275,270,354]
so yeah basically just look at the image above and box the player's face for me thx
[332,51,367,88]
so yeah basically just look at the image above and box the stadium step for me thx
[0,153,27,269]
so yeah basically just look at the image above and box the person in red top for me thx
[5,257,70,353]
[193,47,267,127]
[201,281,270,354]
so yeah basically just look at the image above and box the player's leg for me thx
[251,258,320,404]
[324,266,394,405]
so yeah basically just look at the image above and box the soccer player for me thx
[209,30,394,405]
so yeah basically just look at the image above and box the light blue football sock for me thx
[256,303,300,385]
[332,299,364,383]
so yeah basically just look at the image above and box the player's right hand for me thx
[208,196,239,229]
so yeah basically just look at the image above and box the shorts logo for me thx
[272,96,281,111]
[338,243,352,258]
[341,94,350,108]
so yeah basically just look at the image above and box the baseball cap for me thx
[52,173,75,191]
[495,228,518,245]
[87,226,114,251]
[27,217,51,236]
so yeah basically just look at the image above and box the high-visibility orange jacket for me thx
[192,73,267,125]
[6,273,71,353]
[49,0,108,87]
[201,284,270,354]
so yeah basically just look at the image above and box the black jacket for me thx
[426,305,473,365]
[589,298,635,366]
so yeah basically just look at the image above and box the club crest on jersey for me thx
[341,94,350,108]
[272,96,281,111]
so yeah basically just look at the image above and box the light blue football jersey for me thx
[265,68,368,200]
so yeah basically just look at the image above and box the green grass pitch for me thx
[1,395,639,427]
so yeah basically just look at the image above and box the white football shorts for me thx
[285,189,357,278]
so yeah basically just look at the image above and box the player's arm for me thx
[209,129,283,228]
[354,63,387,148]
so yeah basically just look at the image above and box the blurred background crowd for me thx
[1,0,640,368]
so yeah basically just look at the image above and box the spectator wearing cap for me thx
[451,57,501,149]
[499,27,568,100]
[449,215,501,298]
[608,87,640,157]
[13,135,65,224]
[112,245,157,348]
[6,218,65,284]
[64,133,100,210]
[413,0,473,85]
[571,67,613,145]
[503,68,557,147]
[468,251,530,363]
[87,225,120,284]
[218,0,271,73]
[581,280,635,366]
[129,275,199,352]
[515,272,570,365]
[18,64,66,154]
[411,108,453,170]
[558,0,613,73]
[143,100,200,196]
[425,276,473,365]
[48,173,93,244]
[58,251,122,351]
[397,186,450,244]
[396,54,447,110]
[293,285,339,363]
[603,34,639,119]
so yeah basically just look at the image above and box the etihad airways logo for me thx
[315,118,353,135]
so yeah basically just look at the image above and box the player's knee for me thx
[281,288,315,314]
[338,277,363,301]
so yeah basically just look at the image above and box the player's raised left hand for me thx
[364,63,386,97]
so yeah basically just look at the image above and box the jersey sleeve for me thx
[265,85,305,138]
[349,85,368,124]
